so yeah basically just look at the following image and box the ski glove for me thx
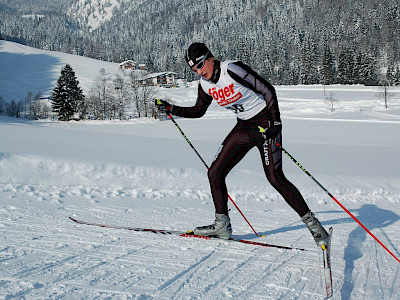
[155,99,173,114]
[258,122,282,141]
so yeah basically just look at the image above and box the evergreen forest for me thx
[1,0,400,85]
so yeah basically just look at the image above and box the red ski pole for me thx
[278,142,400,263]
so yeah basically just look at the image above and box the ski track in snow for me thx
[1,115,400,300]
[1,181,400,299]
[1,113,400,299]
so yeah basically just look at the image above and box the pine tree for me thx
[356,52,378,86]
[386,64,396,86]
[0,95,5,115]
[322,45,335,85]
[395,65,400,86]
[337,48,355,84]
[299,38,319,84]
[51,64,85,121]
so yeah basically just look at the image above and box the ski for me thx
[69,217,306,251]
[322,227,333,298]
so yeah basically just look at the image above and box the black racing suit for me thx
[171,60,310,217]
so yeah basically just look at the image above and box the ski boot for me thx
[193,213,232,239]
[302,211,329,249]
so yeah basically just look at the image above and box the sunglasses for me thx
[191,51,210,72]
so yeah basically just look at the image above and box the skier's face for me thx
[192,58,213,80]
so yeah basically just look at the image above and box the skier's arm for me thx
[227,61,281,123]
[170,84,212,118]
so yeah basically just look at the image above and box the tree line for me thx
[1,0,399,86]
[0,92,50,119]
[0,64,159,121]
[1,62,397,121]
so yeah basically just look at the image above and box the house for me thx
[138,64,147,70]
[119,60,137,70]
[142,72,178,87]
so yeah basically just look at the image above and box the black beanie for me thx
[185,43,213,67]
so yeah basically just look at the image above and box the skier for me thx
[155,43,329,248]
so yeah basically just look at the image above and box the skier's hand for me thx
[265,123,282,140]
[155,99,173,114]
[259,122,282,142]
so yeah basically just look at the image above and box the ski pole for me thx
[277,142,400,264]
[157,101,260,237]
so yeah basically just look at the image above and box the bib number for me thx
[227,104,244,114]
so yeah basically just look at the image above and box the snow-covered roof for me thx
[119,60,136,66]
[143,72,178,80]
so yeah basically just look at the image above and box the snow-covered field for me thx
[1,41,400,299]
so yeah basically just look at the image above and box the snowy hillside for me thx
[1,44,400,299]
[0,40,120,102]
[68,0,145,31]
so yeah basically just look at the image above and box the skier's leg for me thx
[257,132,329,247]
[194,124,252,239]
[208,124,252,215]
[257,132,309,215]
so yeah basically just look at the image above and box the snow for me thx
[1,40,400,299]
[68,0,145,31]
[0,41,119,102]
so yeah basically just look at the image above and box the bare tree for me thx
[378,71,396,109]
[378,84,394,109]
[141,83,157,118]
[28,93,50,119]
[325,93,339,112]
[86,68,114,120]
[112,74,129,120]
[128,71,157,118]
[128,71,144,118]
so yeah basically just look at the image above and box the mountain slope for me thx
[0,40,119,101]
[1,0,399,85]
[68,0,145,31]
